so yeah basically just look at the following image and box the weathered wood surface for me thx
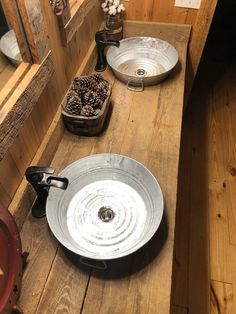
[0,63,30,109]
[0,53,54,160]
[1,0,31,62]
[0,54,16,90]
[60,0,102,45]
[17,0,50,63]
[19,23,190,313]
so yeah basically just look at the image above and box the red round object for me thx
[0,204,23,314]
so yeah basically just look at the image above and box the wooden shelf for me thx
[18,22,191,313]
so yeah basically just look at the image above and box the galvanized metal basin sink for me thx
[106,37,179,91]
[46,153,164,263]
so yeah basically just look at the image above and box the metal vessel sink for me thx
[106,37,179,91]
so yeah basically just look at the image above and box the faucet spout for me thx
[95,30,120,72]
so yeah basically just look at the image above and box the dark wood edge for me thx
[0,52,54,161]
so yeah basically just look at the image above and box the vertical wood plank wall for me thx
[0,0,102,208]
[0,0,217,209]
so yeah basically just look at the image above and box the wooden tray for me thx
[61,79,112,136]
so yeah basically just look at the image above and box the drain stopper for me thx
[98,206,115,222]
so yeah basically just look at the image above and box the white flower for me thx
[108,5,117,15]
[117,3,125,12]
[113,0,120,7]
[102,0,125,14]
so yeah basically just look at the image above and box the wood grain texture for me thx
[22,22,190,314]
[63,0,102,45]
[0,63,30,109]
[1,0,31,62]
[17,0,50,63]
[0,53,54,160]
[210,280,234,314]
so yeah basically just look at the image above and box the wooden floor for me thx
[171,57,236,313]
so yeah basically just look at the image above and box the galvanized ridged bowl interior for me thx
[46,154,164,260]
[106,37,179,86]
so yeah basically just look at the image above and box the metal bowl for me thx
[106,37,178,90]
[46,154,164,260]
[0,30,22,67]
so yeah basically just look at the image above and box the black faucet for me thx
[25,166,69,218]
[95,30,120,72]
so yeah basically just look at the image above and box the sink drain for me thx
[135,68,147,77]
[98,206,115,222]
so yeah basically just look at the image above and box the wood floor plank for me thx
[19,216,58,312]
[207,64,232,283]
[210,280,234,314]
[36,246,89,314]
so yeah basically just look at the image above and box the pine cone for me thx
[84,90,103,109]
[80,105,95,117]
[90,73,104,84]
[64,90,82,115]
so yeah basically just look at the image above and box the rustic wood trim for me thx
[1,0,31,62]
[58,0,98,46]
[0,63,31,110]
[16,0,50,63]
[0,52,54,161]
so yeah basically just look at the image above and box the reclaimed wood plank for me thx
[17,0,49,63]
[81,24,190,314]
[0,63,30,110]
[0,53,54,161]
[19,22,190,314]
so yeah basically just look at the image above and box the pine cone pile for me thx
[64,74,110,117]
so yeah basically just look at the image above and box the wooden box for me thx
[61,79,112,136]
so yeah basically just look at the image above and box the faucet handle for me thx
[95,29,112,42]
[25,166,69,218]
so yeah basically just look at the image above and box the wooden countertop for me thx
[19,22,191,314]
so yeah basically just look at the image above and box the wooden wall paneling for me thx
[1,0,31,62]
[171,305,188,314]
[0,63,31,109]
[57,0,102,45]
[185,0,218,98]
[17,0,50,63]
[0,152,22,203]
[0,54,54,160]
[210,280,234,313]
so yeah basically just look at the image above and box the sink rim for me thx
[106,36,179,86]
